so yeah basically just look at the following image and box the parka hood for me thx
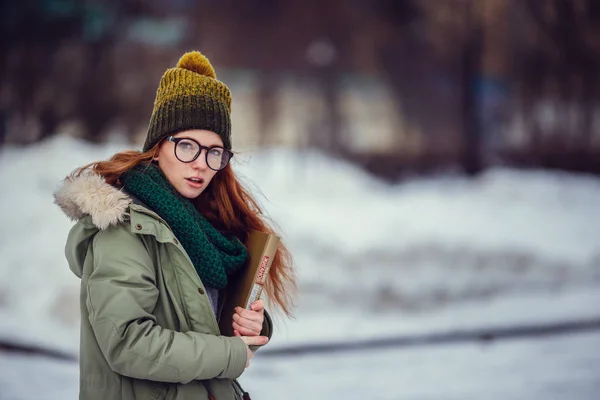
[54,173,132,278]
[54,173,132,230]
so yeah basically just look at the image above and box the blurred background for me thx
[1,0,600,399]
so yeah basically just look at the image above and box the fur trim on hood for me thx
[54,174,132,230]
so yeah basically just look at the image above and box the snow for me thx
[236,149,600,265]
[0,353,79,400]
[4,332,600,399]
[241,332,600,400]
[1,134,599,399]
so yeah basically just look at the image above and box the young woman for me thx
[54,51,296,400]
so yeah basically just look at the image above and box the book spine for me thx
[245,283,264,309]
[243,236,279,310]
[244,254,270,309]
[255,255,270,284]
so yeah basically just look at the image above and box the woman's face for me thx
[155,129,222,199]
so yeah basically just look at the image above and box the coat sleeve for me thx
[86,226,248,384]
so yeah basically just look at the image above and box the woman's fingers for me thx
[239,335,269,347]
[250,300,264,312]
[233,321,259,336]
[235,306,264,322]
[232,314,262,335]
[232,303,265,337]
[239,335,269,368]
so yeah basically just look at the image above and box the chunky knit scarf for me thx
[120,163,248,289]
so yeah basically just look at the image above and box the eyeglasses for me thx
[166,136,233,171]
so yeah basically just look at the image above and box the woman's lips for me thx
[185,177,204,188]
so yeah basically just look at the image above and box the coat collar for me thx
[54,173,132,230]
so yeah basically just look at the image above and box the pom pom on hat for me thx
[176,51,217,79]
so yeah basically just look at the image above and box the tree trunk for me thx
[256,71,279,147]
[460,8,483,176]
[318,66,343,155]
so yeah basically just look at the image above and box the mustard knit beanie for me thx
[143,51,232,151]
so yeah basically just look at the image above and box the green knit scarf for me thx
[120,163,248,289]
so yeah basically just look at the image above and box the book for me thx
[219,230,280,336]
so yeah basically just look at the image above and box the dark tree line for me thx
[0,0,162,146]
[2,0,600,177]
[505,0,600,173]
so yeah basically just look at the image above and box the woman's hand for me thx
[232,300,265,337]
[239,336,269,368]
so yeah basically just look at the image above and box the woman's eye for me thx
[179,142,194,150]
[209,148,223,157]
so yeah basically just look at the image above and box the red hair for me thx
[72,144,296,316]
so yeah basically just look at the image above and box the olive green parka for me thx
[54,173,272,399]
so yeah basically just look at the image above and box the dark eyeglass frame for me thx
[166,136,233,171]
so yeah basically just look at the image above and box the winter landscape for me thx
[1,135,599,399]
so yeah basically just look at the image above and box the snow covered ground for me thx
[1,135,599,399]
[3,331,600,400]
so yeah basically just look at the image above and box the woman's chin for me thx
[177,185,204,199]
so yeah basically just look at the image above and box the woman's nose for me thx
[192,149,208,169]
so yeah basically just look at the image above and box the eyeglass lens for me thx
[175,139,230,170]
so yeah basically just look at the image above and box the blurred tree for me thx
[459,0,484,175]
[0,0,84,145]
[295,0,354,154]
[364,0,432,137]
[191,0,286,148]
[416,0,486,175]
[190,0,353,154]
[4,0,598,176]
[186,0,488,176]
[507,0,600,171]
[357,0,463,173]
[0,0,159,146]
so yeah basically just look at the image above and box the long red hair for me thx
[72,143,296,317]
